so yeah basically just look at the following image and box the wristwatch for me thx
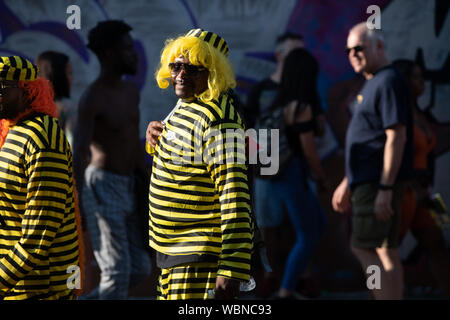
[378,183,394,190]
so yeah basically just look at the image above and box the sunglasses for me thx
[0,82,19,97]
[168,62,206,75]
[345,45,365,55]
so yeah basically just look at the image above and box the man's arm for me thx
[0,149,68,292]
[294,104,328,190]
[72,89,98,211]
[145,121,164,155]
[374,124,407,221]
[203,117,253,299]
[332,177,351,213]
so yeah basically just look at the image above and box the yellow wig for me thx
[155,32,236,103]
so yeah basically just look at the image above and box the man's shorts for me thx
[351,181,407,249]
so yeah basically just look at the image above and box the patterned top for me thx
[0,114,79,300]
[148,93,253,281]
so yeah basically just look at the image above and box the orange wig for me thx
[19,77,59,118]
[0,77,59,148]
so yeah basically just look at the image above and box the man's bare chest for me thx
[96,94,139,131]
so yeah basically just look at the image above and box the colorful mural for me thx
[0,0,449,294]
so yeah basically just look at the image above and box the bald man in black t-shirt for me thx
[332,22,413,300]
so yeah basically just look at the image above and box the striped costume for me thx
[148,94,253,300]
[0,114,79,300]
[0,56,38,82]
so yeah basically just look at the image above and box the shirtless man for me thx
[73,20,150,300]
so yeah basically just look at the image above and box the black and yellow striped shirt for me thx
[148,93,253,281]
[0,114,79,300]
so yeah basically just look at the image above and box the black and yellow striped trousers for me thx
[157,262,218,300]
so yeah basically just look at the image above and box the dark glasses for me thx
[0,82,19,97]
[345,45,365,55]
[168,62,206,75]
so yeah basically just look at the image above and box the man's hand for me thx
[332,178,351,213]
[214,276,240,300]
[146,121,164,148]
[374,190,393,221]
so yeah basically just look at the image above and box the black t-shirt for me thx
[345,65,413,189]
[245,78,279,128]
[245,78,324,131]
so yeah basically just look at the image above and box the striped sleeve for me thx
[202,103,253,282]
[0,148,68,291]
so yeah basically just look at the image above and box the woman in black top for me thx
[252,48,329,299]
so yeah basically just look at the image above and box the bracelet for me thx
[379,183,393,190]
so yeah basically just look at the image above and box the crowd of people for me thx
[0,19,448,300]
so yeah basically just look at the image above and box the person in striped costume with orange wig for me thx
[0,56,81,300]
[146,29,254,300]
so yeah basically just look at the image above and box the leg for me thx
[253,177,284,298]
[92,209,131,299]
[82,167,133,299]
[351,246,384,299]
[278,162,324,297]
[351,246,403,299]
[375,247,404,299]
[279,211,322,296]
[350,182,405,300]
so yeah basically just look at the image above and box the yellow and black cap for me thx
[185,28,229,57]
[0,56,38,81]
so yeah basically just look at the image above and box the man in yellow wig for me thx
[146,29,253,300]
[0,56,80,300]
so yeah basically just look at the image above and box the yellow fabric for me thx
[0,114,79,300]
[0,56,38,81]
[157,262,217,300]
[148,94,253,282]
[145,141,155,156]
[186,28,229,57]
[2,289,74,300]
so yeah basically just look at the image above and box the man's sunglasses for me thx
[168,62,206,75]
[0,82,19,97]
[345,45,365,55]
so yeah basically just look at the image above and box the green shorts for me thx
[351,181,407,249]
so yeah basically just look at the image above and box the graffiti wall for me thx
[1,0,449,292]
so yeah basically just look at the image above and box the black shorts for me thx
[351,181,407,249]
